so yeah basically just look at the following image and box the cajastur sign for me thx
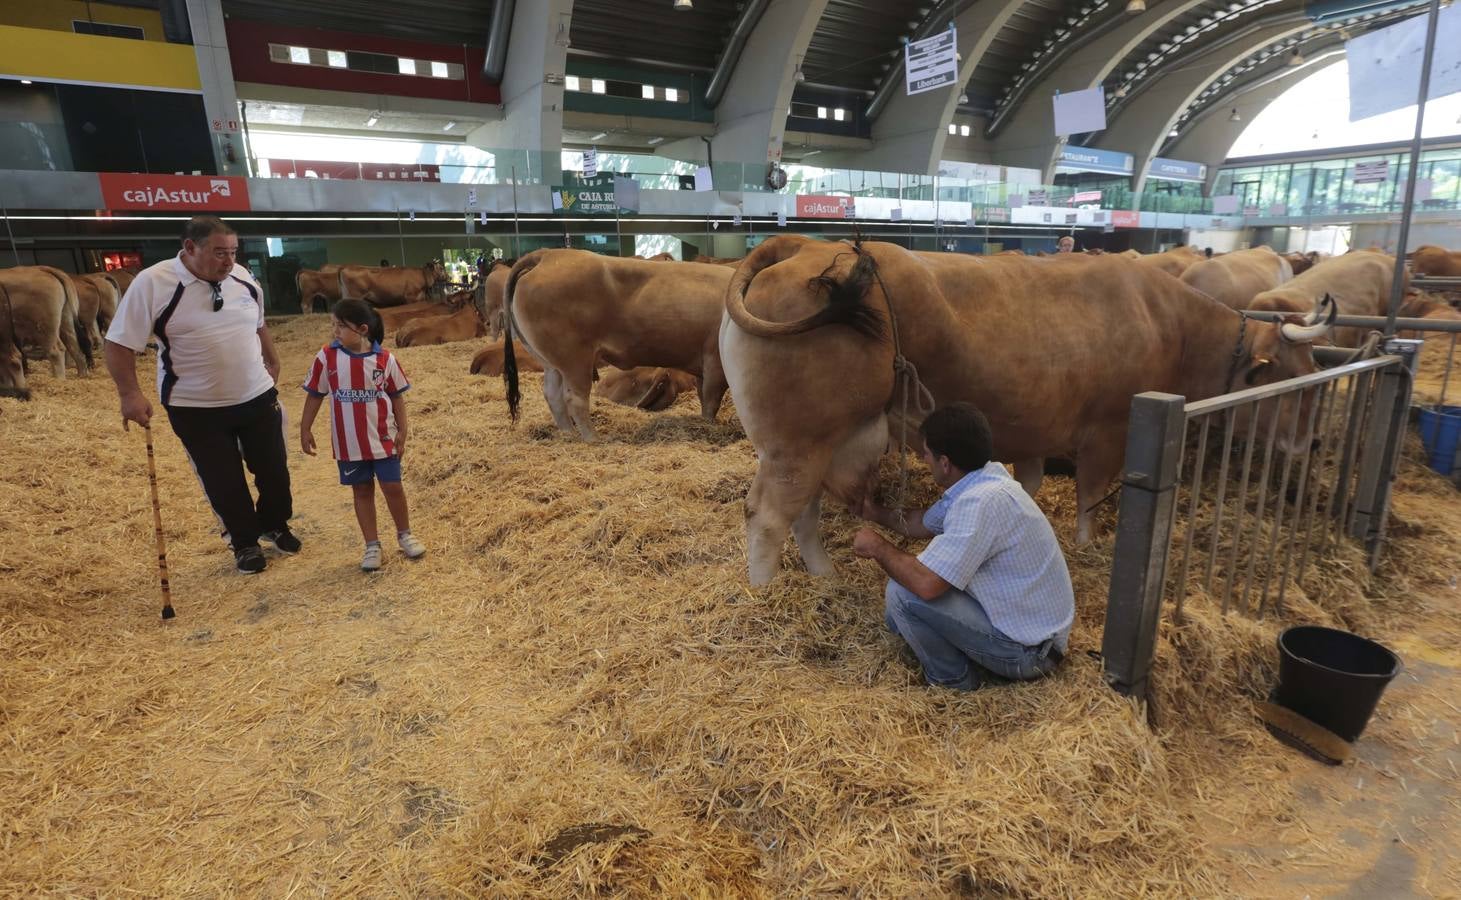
[98,174,252,211]
[795,195,854,219]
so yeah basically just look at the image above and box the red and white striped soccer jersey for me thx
[302,341,410,461]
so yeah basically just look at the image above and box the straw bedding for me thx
[1,315,1458,896]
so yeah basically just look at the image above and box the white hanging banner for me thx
[478,210,488,224]
[890,207,904,221]
[466,188,478,207]
[1211,194,1240,215]
[614,176,641,212]
[583,147,598,178]
[732,212,743,227]
[1052,86,1107,137]
[905,27,959,96]
[1347,7,1461,122]
[777,210,787,227]
[1353,160,1390,184]
[694,166,713,192]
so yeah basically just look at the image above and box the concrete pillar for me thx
[186,0,246,176]
[986,0,1211,180]
[1162,57,1344,195]
[822,0,1026,174]
[1094,21,1310,197]
[659,0,828,173]
[465,0,573,183]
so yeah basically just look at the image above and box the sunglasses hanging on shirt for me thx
[210,282,224,312]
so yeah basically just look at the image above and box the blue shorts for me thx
[338,456,402,485]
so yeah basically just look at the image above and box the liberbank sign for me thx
[99,174,252,211]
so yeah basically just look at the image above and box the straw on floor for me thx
[1,315,1457,896]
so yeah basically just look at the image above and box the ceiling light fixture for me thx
[1229,108,1241,122]
[1126,0,1146,14]
[365,113,380,127]
[802,149,822,157]
[1168,127,1179,138]
[674,0,693,10]
[590,131,607,141]
[958,91,969,104]
[20,79,32,85]
[1114,84,1128,98]
[1288,48,1304,66]
[794,56,806,83]
[443,120,456,131]
[646,136,665,145]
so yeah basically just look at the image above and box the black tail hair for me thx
[74,315,93,367]
[804,247,887,341]
[502,255,542,423]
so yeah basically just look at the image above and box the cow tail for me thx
[502,251,547,423]
[295,269,309,314]
[724,235,885,340]
[337,268,350,302]
[0,278,19,356]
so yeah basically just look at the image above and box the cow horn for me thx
[1281,294,1337,343]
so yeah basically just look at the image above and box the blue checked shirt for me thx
[918,462,1075,649]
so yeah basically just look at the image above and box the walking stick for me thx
[143,423,176,619]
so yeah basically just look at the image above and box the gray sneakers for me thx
[398,531,426,559]
[361,542,383,572]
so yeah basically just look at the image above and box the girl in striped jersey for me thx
[300,299,426,571]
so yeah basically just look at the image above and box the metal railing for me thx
[1101,339,1422,699]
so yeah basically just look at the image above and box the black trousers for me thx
[165,387,293,552]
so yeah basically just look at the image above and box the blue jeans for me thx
[884,580,1060,690]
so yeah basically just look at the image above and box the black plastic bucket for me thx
[1273,625,1402,742]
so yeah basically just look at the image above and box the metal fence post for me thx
[1352,341,1422,567]
[1103,392,1187,701]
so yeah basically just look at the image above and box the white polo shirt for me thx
[107,254,274,408]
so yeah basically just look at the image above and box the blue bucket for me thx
[1417,405,1461,476]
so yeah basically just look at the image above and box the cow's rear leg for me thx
[541,368,574,432]
[562,366,598,442]
[698,351,729,421]
[1012,458,1044,498]
[745,450,834,586]
[1074,441,1125,544]
[791,492,836,577]
[48,341,66,380]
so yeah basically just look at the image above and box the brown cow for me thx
[1408,244,1461,277]
[1250,251,1406,348]
[338,260,445,307]
[378,289,473,334]
[1134,245,1205,278]
[598,366,699,411]
[68,272,105,353]
[297,264,343,313]
[1284,251,1323,276]
[502,250,733,439]
[479,259,515,340]
[107,268,137,298]
[89,273,121,335]
[1179,246,1294,310]
[0,266,90,379]
[690,255,744,266]
[0,279,31,398]
[395,304,485,347]
[719,237,1334,584]
[470,340,544,376]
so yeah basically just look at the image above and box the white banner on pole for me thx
[614,176,641,212]
[583,147,598,178]
[1052,86,1107,137]
[905,27,959,96]
[694,166,713,192]
[1347,6,1461,121]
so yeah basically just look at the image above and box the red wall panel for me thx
[226,19,501,105]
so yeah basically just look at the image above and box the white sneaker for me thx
[361,543,383,571]
[398,531,426,559]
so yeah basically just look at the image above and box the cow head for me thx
[0,340,30,400]
[1235,295,1336,453]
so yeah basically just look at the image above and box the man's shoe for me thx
[235,545,267,574]
[262,528,301,554]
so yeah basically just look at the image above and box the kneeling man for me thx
[854,403,1074,691]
